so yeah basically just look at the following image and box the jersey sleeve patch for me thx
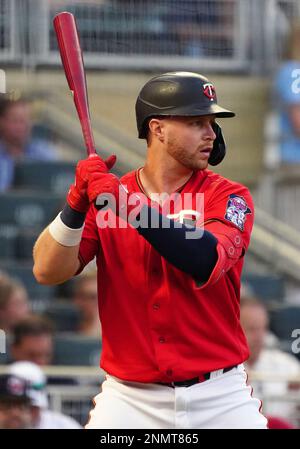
[224,194,252,231]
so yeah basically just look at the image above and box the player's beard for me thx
[166,135,209,171]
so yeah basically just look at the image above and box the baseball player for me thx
[33,72,268,429]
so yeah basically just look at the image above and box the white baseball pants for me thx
[85,364,268,429]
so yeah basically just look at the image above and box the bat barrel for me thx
[54,12,96,155]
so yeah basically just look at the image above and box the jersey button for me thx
[153,302,160,310]
[166,369,173,377]
[159,336,165,344]
[235,235,241,245]
[228,246,235,256]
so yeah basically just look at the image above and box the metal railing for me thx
[0,0,17,61]
[0,0,299,73]
[249,207,300,282]
[254,166,300,234]
[44,0,250,72]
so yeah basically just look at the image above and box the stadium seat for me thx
[53,334,101,366]
[32,123,56,142]
[43,302,81,332]
[241,273,285,303]
[0,192,62,228]
[0,261,55,300]
[15,229,40,260]
[269,306,300,341]
[55,278,76,300]
[14,161,76,195]
[0,352,8,365]
[0,225,18,259]
[0,227,42,261]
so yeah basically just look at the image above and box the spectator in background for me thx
[0,271,31,334]
[0,98,57,191]
[73,271,102,338]
[10,314,54,366]
[0,374,32,429]
[10,314,80,387]
[270,21,300,165]
[240,297,300,427]
[9,362,82,429]
[172,0,234,57]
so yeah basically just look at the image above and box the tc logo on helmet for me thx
[203,83,216,101]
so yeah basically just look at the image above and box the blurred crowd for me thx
[0,268,101,428]
[0,82,103,427]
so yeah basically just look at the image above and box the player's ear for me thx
[148,118,165,142]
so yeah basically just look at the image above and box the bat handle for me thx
[74,94,96,155]
[81,116,97,156]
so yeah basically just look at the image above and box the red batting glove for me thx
[67,154,116,213]
[87,172,148,217]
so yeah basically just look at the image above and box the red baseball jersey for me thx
[78,168,254,383]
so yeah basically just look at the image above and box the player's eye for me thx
[190,120,203,127]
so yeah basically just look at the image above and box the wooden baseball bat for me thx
[53,12,96,156]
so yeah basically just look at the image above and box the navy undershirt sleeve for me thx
[61,204,86,228]
[61,203,218,283]
[135,205,218,282]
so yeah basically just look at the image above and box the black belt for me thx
[157,365,238,388]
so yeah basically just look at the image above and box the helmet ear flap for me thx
[208,123,226,166]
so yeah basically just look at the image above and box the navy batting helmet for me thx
[135,72,235,166]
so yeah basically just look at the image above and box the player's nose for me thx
[204,122,216,141]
